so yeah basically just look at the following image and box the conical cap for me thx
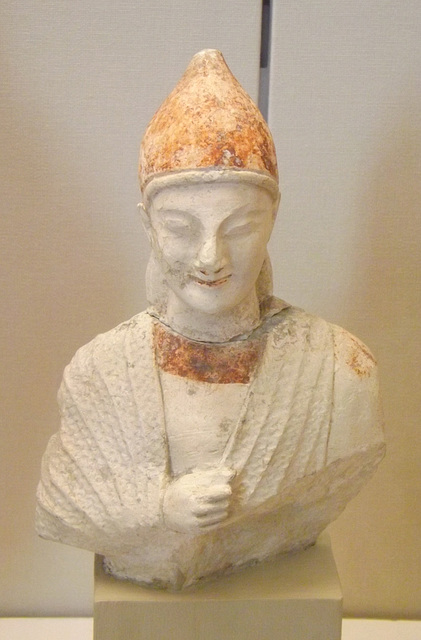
[139,50,278,190]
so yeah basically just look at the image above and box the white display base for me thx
[4,619,421,640]
[93,532,342,640]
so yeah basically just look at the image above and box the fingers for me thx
[163,467,236,533]
[192,500,230,516]
[194,503,229,528]
[218,467,236,483]
[202,484,232,503]
[191,493,230,528]
[197,512,228,528]
[189,469,234,526]
[195,467,236,486]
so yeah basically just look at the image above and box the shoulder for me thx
[331,323,377,379]
[327,325,384,459]
[266,301,384,461]
[64,311,152,379]
[270,302,377,378]
[269,302,332,334]
[267,303,334,352]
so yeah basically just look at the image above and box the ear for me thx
[272,191,281,220]
[137,202,153,244]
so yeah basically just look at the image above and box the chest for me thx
[160,373,249,476]
[153,321,263,476]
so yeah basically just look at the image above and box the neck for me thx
[165,291,261,343]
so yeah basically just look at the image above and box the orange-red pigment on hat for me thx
[139,49,278,191]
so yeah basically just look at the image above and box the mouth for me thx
[193,274,232,288]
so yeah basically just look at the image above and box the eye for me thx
[164,219,191,233]
[224,220,258,237]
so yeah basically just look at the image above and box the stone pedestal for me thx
[94,532,342,640]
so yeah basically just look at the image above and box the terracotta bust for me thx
[36,50,385,589]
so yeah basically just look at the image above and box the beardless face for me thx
[143,180,276,317]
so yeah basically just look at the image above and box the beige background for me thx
[1,0,420,618]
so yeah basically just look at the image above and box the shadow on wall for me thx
[347,104,421,343]
[332,96,421,618]
[345,98,421,432]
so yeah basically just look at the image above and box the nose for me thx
[194,233,228,275]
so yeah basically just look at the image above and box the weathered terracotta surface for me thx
[139,49,278,190]
[333,327,376,378]
[36,49,385,592]
[153,321,264,384]
[346,335,376,378]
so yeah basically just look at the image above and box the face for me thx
[144,180,276,316]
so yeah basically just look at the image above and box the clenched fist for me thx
[163,467,235,533]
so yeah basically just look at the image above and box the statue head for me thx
[139,50,280,342]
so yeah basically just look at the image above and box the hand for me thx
[163,467,235,533]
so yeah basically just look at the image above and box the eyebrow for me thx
[155,203,257,216]
[155,206,193,215]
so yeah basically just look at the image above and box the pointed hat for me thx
[139,49,278,191]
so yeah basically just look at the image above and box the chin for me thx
[176,284,253,317]
[181,297,235,316]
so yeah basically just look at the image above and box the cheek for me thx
[229,233,268,271]
[154,232,196,265]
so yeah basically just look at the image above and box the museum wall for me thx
[267,2,421,618]
[1,0,420,618]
